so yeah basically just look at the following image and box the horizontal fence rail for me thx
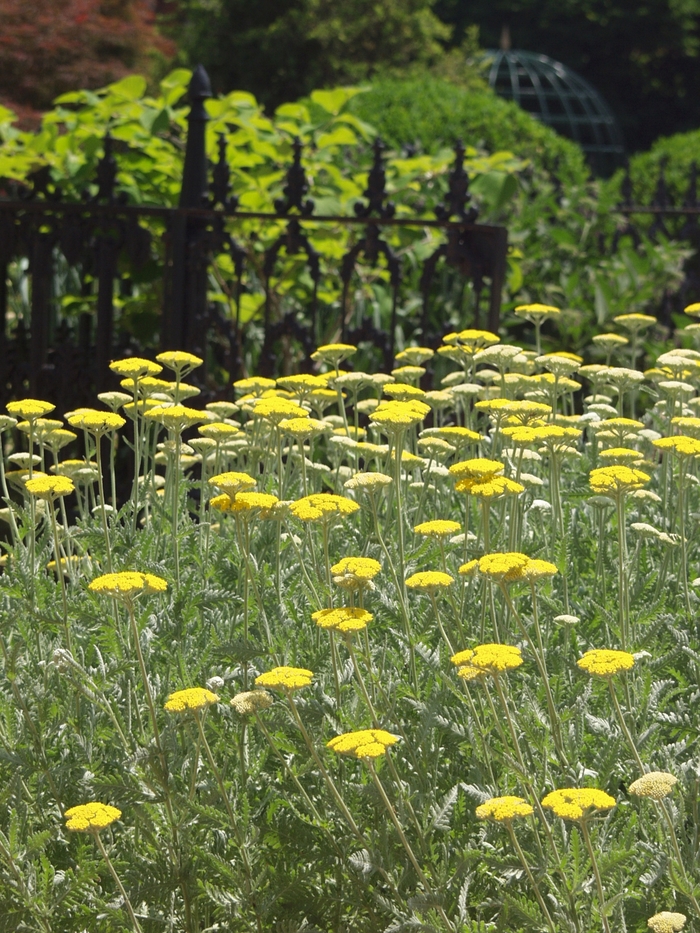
[0,66,508,410]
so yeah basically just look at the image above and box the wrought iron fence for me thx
[0,66,508,410]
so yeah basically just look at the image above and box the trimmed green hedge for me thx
[604,126,700,207]
[348,75,588,184]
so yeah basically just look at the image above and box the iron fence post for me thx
[164,65,211,352]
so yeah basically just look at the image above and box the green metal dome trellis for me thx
[485,49,625,176]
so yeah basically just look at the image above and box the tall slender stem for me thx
[93,832,144,933]
[579,820,611,933]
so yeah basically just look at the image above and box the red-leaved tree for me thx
[0,0,174,124]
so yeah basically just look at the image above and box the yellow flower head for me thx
[449,458,504,479]
[233,376,276,396]
[523,558,558,581]
[405,570,454,591]
[371,400,430,431]
[476,795,534,822]
[279,416,328,437]
[110,357,162,379]
[444,328,500,348]
[589,465,649,496]
[344,472,393,492]
[255,666,314,691]
[577,648,635,677]
[478,552,530,582]
[64,802,122,833]
[598,447,644,465]
[456,475,525,499]
[653,435,700,457]
[330,557,381,589]
[451,643,523,677]
[685,302,700,317]
[88,571,167,600]
[395,346,434,365]
[230,690,274,715]
[289,493,360,522]
[327,728,399,760]
[312,607,373,633]
[647,913,686,933]
[25,475,75,499]
[144,404,206,430]
[226,492,280,518]
[414,519,462,538]
[208,471,256,498]
[514,302,560,320]
[155,351,203,376]
[429,426,482,444]
[614,312,657,331]
[541,787,616,821]
[7,399,56,420]
[382,383,426,402]
[199,422,240,440]
[67,410,126,434]
[252,397,308,424]
[629,771,678,800]
[458,559,479,576]
[311,343,357,366]
[164,687,219,713]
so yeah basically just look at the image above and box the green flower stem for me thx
[505,822,557,933]
[368,492,418,692]
[286,694,365,843]
[93,432,113,573]
[615,493,629,650]
[93,832,144,933]
[194,712,263,933]
[677,458,691,617]
[579,819,612,933]
[171,433,181,589]
[367,759,456,933]
[429,591,454,654]
[502,585,567,765]
[47,499,72,653]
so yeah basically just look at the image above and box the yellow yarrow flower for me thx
[65,802,122,833]
[311,343,357,366]
[208,471,256,498]
[405,570,454,591]
[455,475,525,499]
[327,728,399,759]
[88,571,167,599]
[414,519,462,537]
[164,687,219,713]
[598,447,645,465]
[476,795,534,822]
[514,302,560,320]
[395,346,434,365]
[647,913,686,933]
[155,350,203,376]
[252,397,308,423]
[653,435,700,457]
[451,643,523,677]
[110,357,162,378]
[144,404,206,430]
[449,458,504,479]
[577,648,635,677]
[25,475,75,499]
[523,558,558,580]
[330,557,381,588]
[289,493,359,522]
[199,422,240,440]
[614,312,656,331]
[7,399,56,420]
[589,465,649,496]
[541,787,616,821]
[344,472,393,492]
[67,410,125,434]
[279,416,328,437]
[478,552,530,582]
[371,400,430,430]
[629,771,678,800]
[312,607,373,633]
[255,666,314,691]
[230,690,273,715]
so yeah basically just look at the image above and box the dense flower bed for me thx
[1,310,700,931]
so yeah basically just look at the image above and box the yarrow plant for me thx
[3,308,700,933]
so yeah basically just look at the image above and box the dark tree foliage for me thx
[436,0,700,152]
[163,0,450,110]
[0,0,174,122]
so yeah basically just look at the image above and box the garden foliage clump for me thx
[3,314,700,931]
